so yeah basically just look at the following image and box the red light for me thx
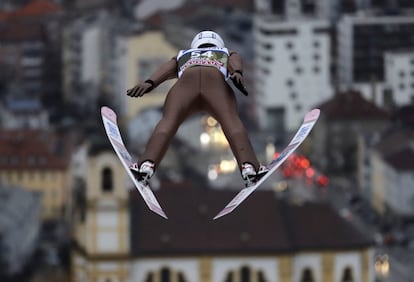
[317,175,329,186]
[283,168,294,177]
[305,168,315,178]
[299,158,310,169]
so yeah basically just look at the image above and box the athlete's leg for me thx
[140,76,200,167]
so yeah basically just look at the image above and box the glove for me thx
[126,80,154,97]
[230,71,248,96]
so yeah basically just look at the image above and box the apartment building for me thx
[384,50,414,107]
[337,15,414,105]
[357,106,414,217]
[254,14,332,133]
[0,129,73,219]
[0,0,63,106]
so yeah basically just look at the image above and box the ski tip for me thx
[101,105,110,113]
[213,214,223,220]
[212,207,234,220]
[149,206,168,219]
[304,108,320,122]
[158,209,168,219]
[101,106,117,121]
[160,213,168,220]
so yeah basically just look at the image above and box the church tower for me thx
[71,141,130,282]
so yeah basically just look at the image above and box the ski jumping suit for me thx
[133,47,260,171]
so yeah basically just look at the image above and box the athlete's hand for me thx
[126,81,153,97]
[230,71,248,96]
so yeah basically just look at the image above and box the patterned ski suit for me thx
[127,47,260,172]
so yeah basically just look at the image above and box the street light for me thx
[375,254,390,277]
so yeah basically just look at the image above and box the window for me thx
[286,41,294,49]
[241,266,250,282]
[161,267,171,282]
[260,28,297,36]
[262,55,273,62]
[267,107,285,133]
[257,271,266,282]
[301,268,314,282]
[341,266,354,282]
[27,156,36,166]
[177,273,186,282]
[144,268,188,282]
[144,272,154,282]
[313,27,330,34]
[224,272,234,282]
[102,167,113,192]
[224,266,269,282]
[262,43,273,50]
[10,156,19,165]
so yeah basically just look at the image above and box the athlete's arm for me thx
[127,58,178,97]
[228,51,248,96]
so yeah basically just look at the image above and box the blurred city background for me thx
[0,0,414,281]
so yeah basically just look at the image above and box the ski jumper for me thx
[139,47,260,171]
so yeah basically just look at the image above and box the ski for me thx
[101,106,168,219]
[213,108,320,220]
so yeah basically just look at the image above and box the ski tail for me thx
[213,108,320,220]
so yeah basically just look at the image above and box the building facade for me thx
[113,30,178,120]
[254,14,332,133]
[337,15,414,105]
[357,121,414,218]
[0,96,49,129]
[313,90,389,172]
[0,129,73,219]
[384,50,414,107]
[0,0,63,107]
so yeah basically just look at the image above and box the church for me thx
[70,143,374,282]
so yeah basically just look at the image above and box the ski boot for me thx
[256,165,269,181]
[241,162,269,187]
[130,160,155,185]
[241,162,256,187]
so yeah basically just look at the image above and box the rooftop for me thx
[0,129,72,170]
[130,182,373,256]
[0,0,62,20]
[384,145,414,171]
[318,90,390,120]
[0,22,44,41]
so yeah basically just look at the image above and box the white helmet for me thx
[191,31,225,49]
